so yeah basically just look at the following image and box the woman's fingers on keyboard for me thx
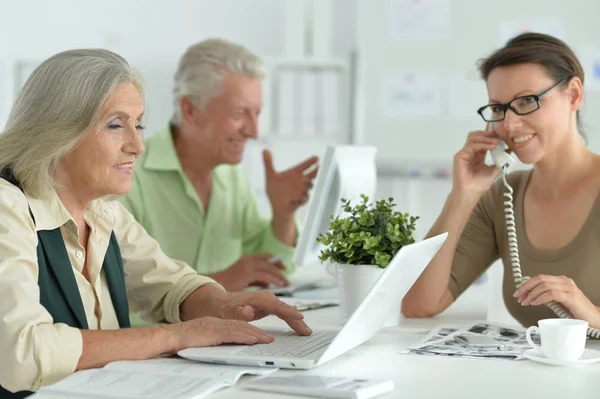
[231,291,312,336]
[266,298,312,335]
[223,320,275,344]
[176,317,274,349]
[284,318,313,336]
[247,291,305,321]
[252,305,312,336]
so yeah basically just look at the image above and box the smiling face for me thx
[486,63,583,164]
[57,83,145,199]
[185,74,262,165]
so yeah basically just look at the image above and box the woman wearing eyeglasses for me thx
[402,32,600,332]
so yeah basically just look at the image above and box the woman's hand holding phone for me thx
[452,122,501,197]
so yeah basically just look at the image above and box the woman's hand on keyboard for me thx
[215,290,313,336]
[169,316,275,352]
[180,284,312,336]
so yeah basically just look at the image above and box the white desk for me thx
[30,273,600,399]
[211,306,600,399]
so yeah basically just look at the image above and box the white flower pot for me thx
[333,263,400,327]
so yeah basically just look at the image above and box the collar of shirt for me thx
[26,189,114,233]
[142,124,226,190]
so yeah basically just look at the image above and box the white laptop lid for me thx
[316,232,447,365]
[178,233,447,368]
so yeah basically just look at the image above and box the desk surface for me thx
[204,306,599,399]
[31,273,600,399]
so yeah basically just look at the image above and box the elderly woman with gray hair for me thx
[0,49,311,398]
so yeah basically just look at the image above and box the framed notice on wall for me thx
[13,60,39,99]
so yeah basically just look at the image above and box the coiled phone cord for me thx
[501,168,600,339]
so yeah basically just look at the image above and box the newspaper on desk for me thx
[400,321,540,360]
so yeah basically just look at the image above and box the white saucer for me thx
[523,348,600,367]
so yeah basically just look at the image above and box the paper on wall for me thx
[380,72,441,119]
[14,61,39,93]
[445,71,488,121]
[258,73,272,137]
[580,45,600,92]
[498,18,566,46]
[388,0,452,42]
[319,70,340,137]
[300,70,317,137]
[277,70,297,136]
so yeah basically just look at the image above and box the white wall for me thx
[0,0,531,322]
[356,0,600,163]
[0,1,356,222]
[0,0,356,134]
[0,0,360,235]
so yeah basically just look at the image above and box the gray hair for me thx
[0,49,146,198]
[171,38,264,125]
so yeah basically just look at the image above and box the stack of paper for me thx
[400,321,540,360]
[38,357,277,399]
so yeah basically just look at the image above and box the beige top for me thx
[0,179,220,392]
[448,170,600,327]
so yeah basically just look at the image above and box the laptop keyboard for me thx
[238,331,337,358]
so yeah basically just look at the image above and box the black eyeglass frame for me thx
[476,77,570,122]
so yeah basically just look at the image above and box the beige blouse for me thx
[0,178,220,392]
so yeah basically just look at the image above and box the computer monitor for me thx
[294,145,377,267]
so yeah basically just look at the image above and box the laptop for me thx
[178,233,447,370]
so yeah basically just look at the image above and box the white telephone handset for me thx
[488,124,517,171]
[490,139,517,171]
[490,124,600,338]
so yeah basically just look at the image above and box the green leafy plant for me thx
[317,194,419,268]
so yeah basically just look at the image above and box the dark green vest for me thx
[0,171,130,398]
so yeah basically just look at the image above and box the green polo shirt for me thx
[120,125,296,277]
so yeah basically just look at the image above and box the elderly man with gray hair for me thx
[121,39,318,325]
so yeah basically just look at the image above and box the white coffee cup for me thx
[526,319,588,361]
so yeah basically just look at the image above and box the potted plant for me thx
[317,194,419,326]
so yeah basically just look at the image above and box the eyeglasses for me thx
[477,77,569,122]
